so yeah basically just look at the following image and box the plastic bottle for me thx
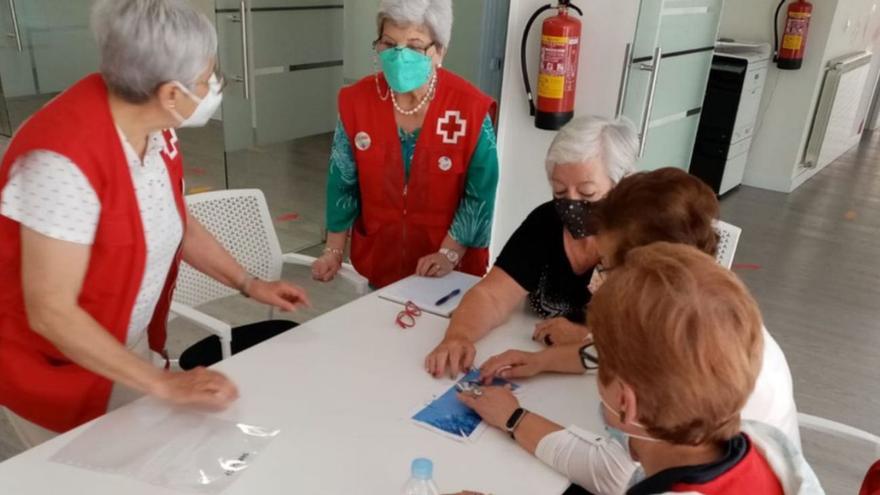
[402,458,440,495]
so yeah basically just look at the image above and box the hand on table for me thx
[152,367,239,411]
[425,336,476,379]
[311,253,342,282]
[416,252,454,278]
[247,279,311,312]
[478,349,549,384]
[458,385,519,430]
[532,318,591,346]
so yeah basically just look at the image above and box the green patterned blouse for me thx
[325,114,499,248]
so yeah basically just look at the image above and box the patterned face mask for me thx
[554,198,596,239]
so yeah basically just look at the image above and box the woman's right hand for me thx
[478,349,549,383]
[311,253,342,282]
[152,367,239,411]
[425,336,477,379]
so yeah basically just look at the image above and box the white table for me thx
[0,281,602,494]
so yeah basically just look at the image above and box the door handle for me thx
[231,1,251,100]
[615,43,633,118]
[7,0,22,52]
[637,46,662,158]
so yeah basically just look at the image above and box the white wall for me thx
[720,0,880,192]
[491,0,640,254]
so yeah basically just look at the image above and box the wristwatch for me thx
[439,247,461,266]
[505,407,528,439]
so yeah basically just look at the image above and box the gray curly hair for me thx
[377,0,454,49]
[91,0,217,103]
[545,116,640,185]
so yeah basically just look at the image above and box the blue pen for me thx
[435,288,461,306]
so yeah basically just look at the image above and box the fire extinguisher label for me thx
[782,14,809,51]
[782,34,803,51]
[538,35,576,100]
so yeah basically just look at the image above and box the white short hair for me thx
[377,0,453,49]
[92,0,217,103]
[545,116,639,185]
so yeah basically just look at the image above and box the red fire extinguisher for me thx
[775,0,813,70]
[521,1,583,130]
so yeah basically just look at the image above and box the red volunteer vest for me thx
[672,436,784,494]
[0,74,186,433]
[339,69,495,288]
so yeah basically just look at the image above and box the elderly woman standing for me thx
[0,0,308,448]
[311,0,499,289]
[425,116,638,378]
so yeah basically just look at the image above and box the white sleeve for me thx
[535,426,638,495]
[0,150,101,245]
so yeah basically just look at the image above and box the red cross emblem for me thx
[437,111,467,145]
[162,128,179,160]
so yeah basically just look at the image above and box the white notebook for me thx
[378,271,481,318]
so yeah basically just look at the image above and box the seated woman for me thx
[460,243,823,495]
[312,0,499,289]
[466,168,802,494]
[425,116,638,378]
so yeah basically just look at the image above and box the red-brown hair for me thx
[589,243,763,445]
[596,168,719,266]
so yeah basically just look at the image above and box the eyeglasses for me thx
[395,301,423,329]
[579,342,599,371]
[373,39,436,56]
[593,262,615,284]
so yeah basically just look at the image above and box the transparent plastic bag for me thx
[50,401,280,494]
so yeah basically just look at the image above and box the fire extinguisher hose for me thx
[521,4,554,117]
[520,2,585,117]
[773,0,786,61]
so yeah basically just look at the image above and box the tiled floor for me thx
[2,130,880,494]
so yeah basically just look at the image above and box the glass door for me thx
[217,0,344,254]
[619,0,723,171]
[0,0,98,134]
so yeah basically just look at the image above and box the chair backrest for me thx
[175,189,284,308]
[714,220,742,270]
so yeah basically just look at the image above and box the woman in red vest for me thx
[0,0,308,448]
[311,0,500,289]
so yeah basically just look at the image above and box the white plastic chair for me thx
[799,413,880,458]
[171,189,368,361]
[714,220,742,270]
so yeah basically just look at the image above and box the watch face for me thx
[442,249,460,263]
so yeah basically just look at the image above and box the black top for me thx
[495,201,593,322]
[627,434,749,495]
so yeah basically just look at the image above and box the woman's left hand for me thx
[247,279,311,312]
[416,252,454,278]
[458,385,519,430]
[533,318,591,347]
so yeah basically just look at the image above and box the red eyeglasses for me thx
[396,301,422,329]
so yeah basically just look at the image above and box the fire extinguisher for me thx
[775,0,813,70]
[521,0,583,130]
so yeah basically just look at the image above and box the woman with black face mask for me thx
[425,116,638,379]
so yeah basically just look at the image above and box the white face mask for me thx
[171,74,223,128]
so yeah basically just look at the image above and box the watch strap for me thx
[505,407,528,439]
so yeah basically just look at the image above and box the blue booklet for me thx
[411,369,520,442]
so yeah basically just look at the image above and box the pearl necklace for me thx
[391,71,438,116]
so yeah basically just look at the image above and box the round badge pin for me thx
[354,132,372,151]
[438,156,453,172]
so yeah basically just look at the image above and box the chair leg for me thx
[221,335,233,360]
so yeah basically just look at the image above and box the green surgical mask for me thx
[379,47,433,94]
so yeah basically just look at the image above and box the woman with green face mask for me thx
[312,0,500,289]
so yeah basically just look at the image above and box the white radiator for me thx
[803,51,873,170]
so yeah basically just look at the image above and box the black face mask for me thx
[554,198,597,239]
